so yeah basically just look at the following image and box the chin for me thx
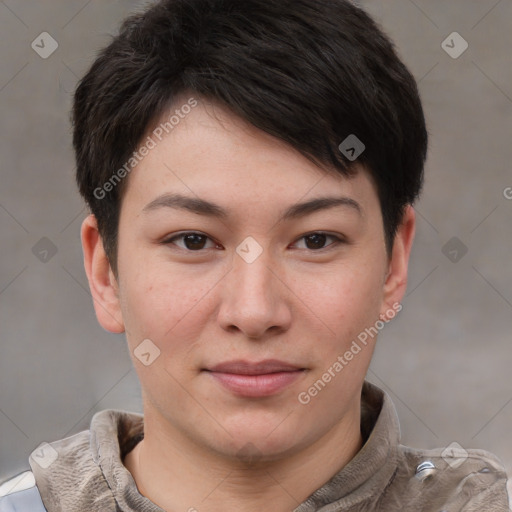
[209,422,305,461]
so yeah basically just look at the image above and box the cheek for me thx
[301,261,385,344]
[118,258,215,349]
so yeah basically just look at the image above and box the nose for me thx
[217,245,292,340]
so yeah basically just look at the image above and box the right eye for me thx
[162,232,220,251]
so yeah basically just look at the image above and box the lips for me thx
[204,359,306,397]
[208,359,303,375]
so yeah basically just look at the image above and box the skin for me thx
[81,95,415,512]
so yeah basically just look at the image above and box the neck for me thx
[124,405,363,512]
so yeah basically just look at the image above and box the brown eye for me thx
[164,232,217,251]
[293,232,344,251]
[182,233,208,250]
[304,233,328,250]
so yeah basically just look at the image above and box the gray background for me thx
[1,0,511,485]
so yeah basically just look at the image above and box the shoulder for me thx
[382,444,511,511]
[0,471,47,511]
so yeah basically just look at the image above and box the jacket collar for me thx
[30,381,400,511]
[296,381,400,510]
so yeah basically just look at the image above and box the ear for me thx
[81,214,125,333]
[380,205,416,317]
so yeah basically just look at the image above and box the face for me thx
[83,95,414,462]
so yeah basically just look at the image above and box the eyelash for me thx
[161,231,346,253]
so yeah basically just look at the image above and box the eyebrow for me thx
[141,192,362,222]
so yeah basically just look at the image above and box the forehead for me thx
[120,97,379,218]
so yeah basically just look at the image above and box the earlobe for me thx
[81,214,125,333]
[380,205,416,316]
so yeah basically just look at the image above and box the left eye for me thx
[292,232,343,250]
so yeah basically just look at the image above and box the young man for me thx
[0,0,509,511]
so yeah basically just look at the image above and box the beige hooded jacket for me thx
[2,381,509,511]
